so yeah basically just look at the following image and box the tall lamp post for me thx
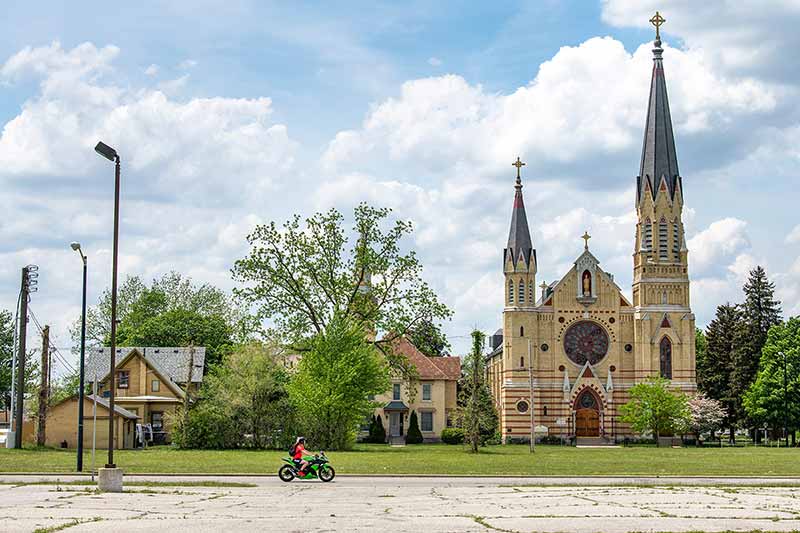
[779,351,788,447]
[94,141,120,469]
[70,242,87,471]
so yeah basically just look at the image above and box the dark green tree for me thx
[743,317,800,445]
[367,415,387,444]
[458,330,498,452]
[699,303,743,442]
[1,309,14,410]
[732,266,782,429]
[405,411,423,444]
[408,319,451,357]
[695,328,707,377]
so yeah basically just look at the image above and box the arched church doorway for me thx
[574,388,601,437]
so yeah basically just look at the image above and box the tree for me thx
[74,272,245,367]
[367,415,386,444]
[699,303,743,442]
[458,329,498,453]
[0,310,14,411]
[732,266,782,429]
[406,411,423,444]
[173,343,296,449]
[408,320,451,357]
[743,317,800,445]
[287,313,390,450]
[619,377,689,445]
[687,393,725,443]
[232,204,452,370]
[695,328,707,376]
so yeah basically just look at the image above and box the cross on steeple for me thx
[539,282,548,291]
[581,231,591,250]
[512,157,526,181]
[649,11,665,41]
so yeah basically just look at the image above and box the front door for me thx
[575,409,600,437]
[389,413,400,437]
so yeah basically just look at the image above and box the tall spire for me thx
[505,157,535,269]
[638,11,680,203]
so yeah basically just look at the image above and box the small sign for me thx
[555,418,567,427]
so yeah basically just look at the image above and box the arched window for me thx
[659,218,669,261]
[520,325,524,337]
[643,218,653,251]
[660,336,672,379]
[543,405,548,417]
[519,356,525,368]
[508,279,514,304]
[518,280,525,303]
[672,219,680,259]
[529,282,535,303]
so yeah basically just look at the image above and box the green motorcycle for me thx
[279,452,336,482]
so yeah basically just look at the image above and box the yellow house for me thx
[370,337,460,444]
[30,395,138,449]
[86,347,205,445]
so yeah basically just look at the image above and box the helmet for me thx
[297,436,306,444]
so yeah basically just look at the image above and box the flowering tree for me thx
[687,393,725,442]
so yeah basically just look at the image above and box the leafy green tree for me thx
[743,317,800,445]
[287,313,390,450]
[458,330,498,453]
[406,411,423,444]
[1,309,14,410]
[173,343,295,449]
[620,377,690,445]
[733,266,782,429]
[232,204,451,371]
[695,328,707,376]
[699,303,743,442]
[408,320,451,357]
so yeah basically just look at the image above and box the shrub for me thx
[366,415,386,443]
[441,427,464,444]
[406,411,423,444]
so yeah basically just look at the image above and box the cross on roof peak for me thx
[512,156,526,183]
[649,11,665,41]
[581,231,591,250]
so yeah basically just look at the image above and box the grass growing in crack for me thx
[32,516,102,533]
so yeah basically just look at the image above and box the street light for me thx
[70,242,87,471]
[94,141,120,470]
[778,351,788,447]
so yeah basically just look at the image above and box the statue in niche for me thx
[582,270,592,297]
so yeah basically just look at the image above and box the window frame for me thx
[422,383,432,402]
[151,379,160,393]
[392,383,401,401]
[151,411,164,431]
[117,370,130,389]
[420,411,434,432]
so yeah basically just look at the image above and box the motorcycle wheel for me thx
[319,465,335,482]
[278,465,296,482]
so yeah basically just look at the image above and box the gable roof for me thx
[391,337,461,381]
[93,348,187,399]
[87,347,205,384]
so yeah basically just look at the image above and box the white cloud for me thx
[687,218,750,277]
[178,59,198,70]
[144,63,159,76]
[427,57,442,67]
[787,224,800,244]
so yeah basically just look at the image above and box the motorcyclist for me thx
[290,436,314,475]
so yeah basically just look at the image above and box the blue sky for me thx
[1,0,799,366]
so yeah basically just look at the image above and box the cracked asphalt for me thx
[2,476,800,532]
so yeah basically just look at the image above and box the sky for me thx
[1,0,799,373]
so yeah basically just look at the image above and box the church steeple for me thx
[505,157,535,272]
[637,11,680,204]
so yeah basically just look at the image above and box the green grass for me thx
[0,444,798,476]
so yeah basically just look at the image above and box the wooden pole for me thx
[528,339,535,453]
[36,325,49,447]
[13,268,29,449]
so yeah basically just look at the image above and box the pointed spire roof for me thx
[505,160,535,268]
[638,33,680,203]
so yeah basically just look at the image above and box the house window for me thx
[421,411,433,432]
[117,370,129,389]
[393,383,401,401]
[151,380,160,392]
[151,412,164,431]
[422,383,432,401]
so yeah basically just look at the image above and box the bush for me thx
[441,427,464,444]
[483,430,502,446]
[406,411,423,444]
[538,435,564,445]
[171,404,240,449]
[367,415,386,443]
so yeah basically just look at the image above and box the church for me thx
[486,17,697,443]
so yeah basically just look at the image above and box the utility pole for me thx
[780,351,788,447]
[37,325,50,447]
[528,339,535,453]
[13,266,35,449]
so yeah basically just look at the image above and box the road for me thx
[2,475,800,532]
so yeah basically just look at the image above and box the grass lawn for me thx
[1,444,799,476]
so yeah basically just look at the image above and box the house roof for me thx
[86,395,139,419]
[391,337,461,380]
[87,347,205,384]
[383,400,409,411]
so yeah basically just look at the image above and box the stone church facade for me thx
[486,30,697,443]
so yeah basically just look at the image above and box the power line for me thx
[27,306,77,375]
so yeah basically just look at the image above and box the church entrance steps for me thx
[575,436,618,448]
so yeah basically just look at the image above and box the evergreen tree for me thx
[732,266,782,429]
[405,411,423,444]
[458,329,498,453]
[374,414,386,443]
[700,303,743,442]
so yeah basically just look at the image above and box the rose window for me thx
[563,321,609,365]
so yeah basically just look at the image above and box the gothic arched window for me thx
[672,219,680,259]
[518,280,525,303]
[660,336,672,379]
[520,326,524,337]
[519,356,525,368]
[659,218,669,261]
[643,218,653,251]
[508,279,514,304]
